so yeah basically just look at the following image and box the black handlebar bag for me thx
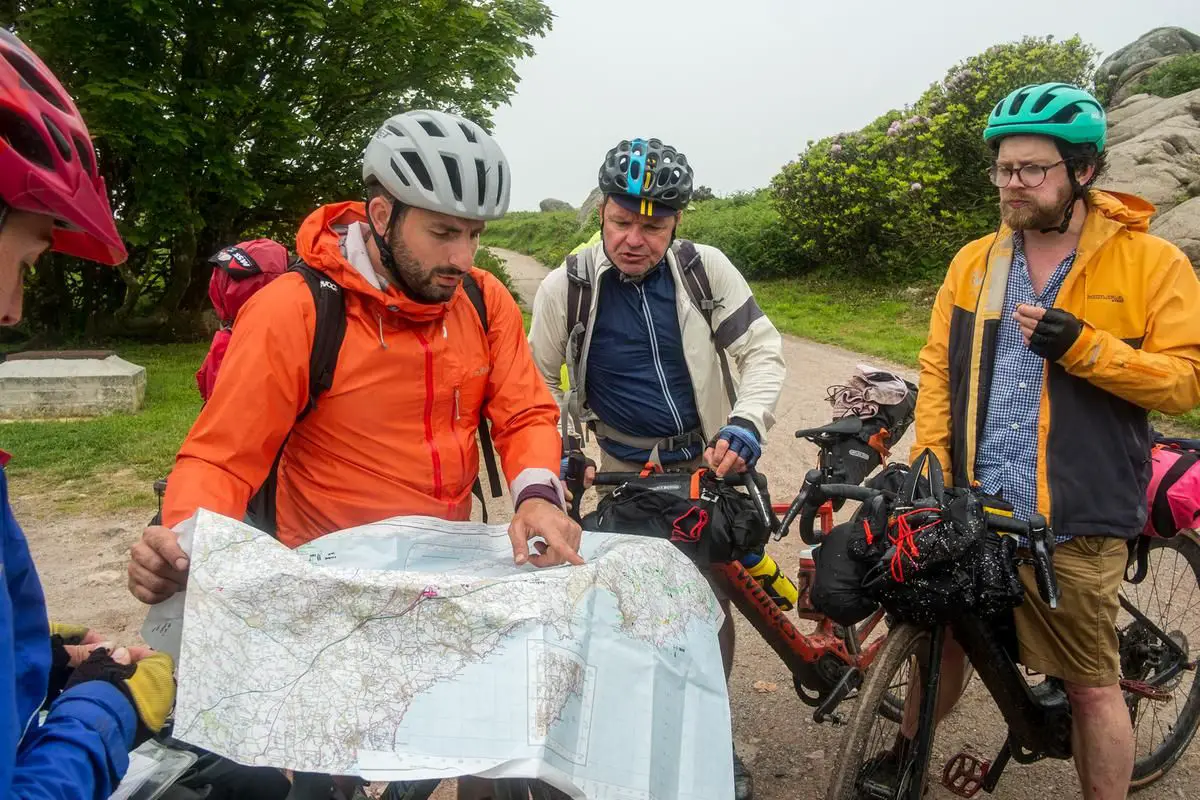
[582,469,770,565]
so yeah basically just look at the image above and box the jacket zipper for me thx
[415,330,443,498]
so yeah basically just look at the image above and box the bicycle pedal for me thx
[1120,678,1172,702]
[942,749,989,798]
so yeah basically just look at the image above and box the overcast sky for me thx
[489,0,1200,211]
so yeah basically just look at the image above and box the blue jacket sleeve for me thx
[11,681,136,799]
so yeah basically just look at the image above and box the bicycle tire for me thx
[826,623,933,800]
[880,662,974,725]
[1125,533,1200,790]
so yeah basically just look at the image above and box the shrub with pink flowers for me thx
[771,35,1098,280]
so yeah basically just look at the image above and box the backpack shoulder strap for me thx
[292,261,347,422]
[672,239,716,327]
[461,271,488,330]
[246,260,347,536]
[565,251,593,337]
[671,240,737,407]
[460,273,503,504]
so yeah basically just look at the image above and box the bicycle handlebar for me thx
[985,510,1059,608]
[589,466,1061,608]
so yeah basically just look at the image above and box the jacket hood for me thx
[1088,189,1155,233]
[295,201,462,322]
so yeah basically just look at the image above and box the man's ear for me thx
[1074,161,1096,187]
[366,195,392,235]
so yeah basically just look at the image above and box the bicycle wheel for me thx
[1122,533,1200,790]
[880,660,973,725]
[826,623,934,800]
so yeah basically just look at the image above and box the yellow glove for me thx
[49,621,92,644]
[65,648,176,742]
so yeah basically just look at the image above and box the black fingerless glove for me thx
[1028,308,1083,362]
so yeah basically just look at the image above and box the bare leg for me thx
[456,777,496,800]
[1064,682,1133,800]
[900,631,970,739]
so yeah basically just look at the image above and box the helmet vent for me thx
[1009,90,1030,115]
[441,155,463,201]
[1051,104,1085,124]
[2,49,67,112]
[475,159,487,207]
[459,123,478,143]
[0,104,52,167]
[418,119,445,137]
[495,161,505,206]
[42,113,71,162]
[73,134,96,177]
[385,124,406,137]
[1031,91,1057,115]
[388,157,411,187]
[402,151,433,191]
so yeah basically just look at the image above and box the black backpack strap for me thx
[461,273,503,502]
[292,263,348,421]
[247,262,347,536]
[673,240,736,407]
[1126,535,1151,584]
[1152,451,1197,538]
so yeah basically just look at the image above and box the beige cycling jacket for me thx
[528,239,786,445]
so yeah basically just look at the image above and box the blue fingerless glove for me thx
[715,423,762,467]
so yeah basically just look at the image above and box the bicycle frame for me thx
[712,558,888,686]
[584,466,887,721]
[947,614,1073,762]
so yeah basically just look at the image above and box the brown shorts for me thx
[1013,535,1127,687]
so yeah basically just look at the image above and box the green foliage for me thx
[1134,53,1200,98]
[771,36,1097,281]
[677,191,801,279]
[473,246,516,294]
[2,0,552,335]
[480,211,597,267]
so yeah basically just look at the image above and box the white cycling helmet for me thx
[363,109,510,221]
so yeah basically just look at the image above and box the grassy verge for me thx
[481,211,596,269]
[3,343,204,513]
[751,277,933,367]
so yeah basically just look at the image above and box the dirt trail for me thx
[488,247,1199,799]
[17,248,1196,799]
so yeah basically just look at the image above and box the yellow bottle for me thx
[740,552,800,611]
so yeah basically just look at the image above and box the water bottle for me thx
[794,544,820,615]
[740,551,799,611]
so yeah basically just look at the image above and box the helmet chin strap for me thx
[1039,165,1084,236]
[366,198,434,303]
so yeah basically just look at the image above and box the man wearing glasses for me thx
[910,83,1200,799]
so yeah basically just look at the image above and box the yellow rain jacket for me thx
[914,190,1200,538]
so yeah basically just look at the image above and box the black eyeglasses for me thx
[987,160,1067,188]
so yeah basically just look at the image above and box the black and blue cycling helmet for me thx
[598,138,694,216]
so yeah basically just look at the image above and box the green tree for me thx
[0,0,552,337]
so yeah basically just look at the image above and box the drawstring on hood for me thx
[377,314,388,349]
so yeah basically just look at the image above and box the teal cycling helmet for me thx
[983,82,1106,153]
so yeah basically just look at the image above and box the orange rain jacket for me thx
[163,202,563,547]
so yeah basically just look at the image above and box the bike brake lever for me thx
[1028,513,1060,609]
[778,469,823,541]
[741,468,777,535]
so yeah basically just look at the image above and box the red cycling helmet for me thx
[0,27,125,265]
